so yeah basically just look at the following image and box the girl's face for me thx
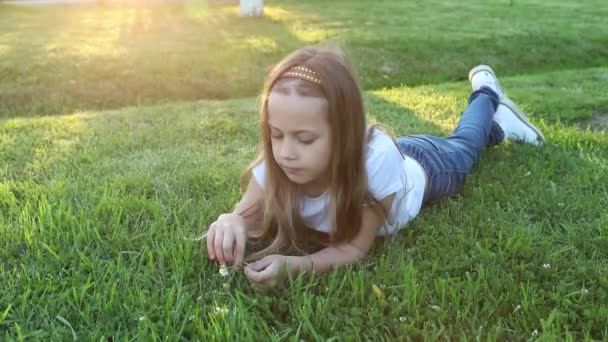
[267,91,331,196]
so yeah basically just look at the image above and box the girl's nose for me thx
[280,141,297,160]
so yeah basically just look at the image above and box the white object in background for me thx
[240,0,263,17]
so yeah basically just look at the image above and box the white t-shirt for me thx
[252,129,427,236]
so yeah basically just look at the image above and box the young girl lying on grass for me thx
[205,45,544,290]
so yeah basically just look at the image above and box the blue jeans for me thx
[396,87,504,205]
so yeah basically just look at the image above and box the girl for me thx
[205,45,544,290]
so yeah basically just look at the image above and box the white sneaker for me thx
[469,65,545,146]
[468,65,505,98]
[495,98,545,146]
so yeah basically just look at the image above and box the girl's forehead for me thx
[267,93,329,129]
[272,78,323,97]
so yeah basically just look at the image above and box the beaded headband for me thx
[280,65,323,85]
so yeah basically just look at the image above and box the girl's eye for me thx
[300,139,315,145]
[271,134,282,139]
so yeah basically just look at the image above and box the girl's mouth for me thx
[283,166,301,174]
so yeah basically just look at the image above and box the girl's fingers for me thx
[244,265,264,283]
[213,229,225,265]
[206,225,216,260]
[245,257,275,283]
[233,237,245,268]
[248,256,273,272]
[222,231,235,264]
[245,265,277,290]
[255,261,278,279]
[206,217,247,266]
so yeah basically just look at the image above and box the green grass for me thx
[1,0,608,117]
[1,68,607,339]
[1,0,608,340]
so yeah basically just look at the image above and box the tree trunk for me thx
[240,0,263,17]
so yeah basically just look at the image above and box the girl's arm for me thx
[244,194,394,289]
[232,177,264,234]
[294,194,395,274]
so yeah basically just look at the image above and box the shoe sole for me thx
[468,65,504,95]
[500,96,546,146]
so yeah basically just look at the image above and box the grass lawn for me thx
[1,0,608,340]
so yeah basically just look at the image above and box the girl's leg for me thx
[397,65,544,205]
[397,87,502,205]
[444,86,504,166]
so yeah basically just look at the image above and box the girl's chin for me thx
[286,173,316,187]
[286,174,306,183]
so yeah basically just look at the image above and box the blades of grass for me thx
[55,315,77,341]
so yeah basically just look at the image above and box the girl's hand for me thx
[244,255,298,291]
[206,213,247,268]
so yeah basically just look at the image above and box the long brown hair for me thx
[242,45,384,260]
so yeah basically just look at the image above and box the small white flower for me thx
[532,329,538,336]
[558,202,564,207]
[380,283,386,289]
[219,265,230,277]
[188,315,195,321]
[222,282,230,290]
[430,305,441,312]
[399,316,407,322]
[138,316,145,321]
[542,263,551,269]
[214,306,228,315]
[581,287,589,294]
[524,171,531,177]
